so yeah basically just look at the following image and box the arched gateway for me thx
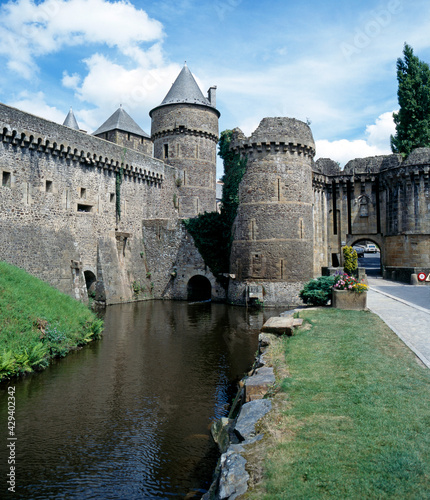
[187,275,212,301]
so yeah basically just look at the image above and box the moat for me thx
[0,301,279,499]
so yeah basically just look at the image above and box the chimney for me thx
[207,86,217,107]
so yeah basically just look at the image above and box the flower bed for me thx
[332,273,368,310]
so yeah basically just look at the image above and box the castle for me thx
[0,64,429,307]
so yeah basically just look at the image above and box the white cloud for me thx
[315,111,396,166]
[62,72,81,89]
[365,110,396,149]
[66,53,181,132]
[315,139,384,167]
[0,0,164,78]
[7,91,66,124]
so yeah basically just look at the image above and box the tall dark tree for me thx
[391,44,430,156]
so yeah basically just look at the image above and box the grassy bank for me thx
[245,308,430,498]
[0,261,103,381]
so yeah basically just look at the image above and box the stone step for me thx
[261,316,294,335]
[244,366,275,402]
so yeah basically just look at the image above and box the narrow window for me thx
[65,189,71,209]
[77,204,92,212]
[45,180,53,193]
[110,193,115,203]
[127,133,131,141]
[277,178,281,201]
[2,171,11,187]
[164,144,169,158]
[80,187,86,199]
[299,218,304,238]
[22,182,30,205]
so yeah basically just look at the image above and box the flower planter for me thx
[332,289,367,310]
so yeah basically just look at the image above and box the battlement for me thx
[151,125,218,143]
[403,147,430,167]
[343,154,402,175]
[230,117,315,158]
[0,103,166,185]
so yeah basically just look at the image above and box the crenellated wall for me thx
[313,149,430,282]
[0,103,180,304]
[1,98,429,307]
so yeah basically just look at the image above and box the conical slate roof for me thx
[150,63,219,116]
[63,108,79,130]
[93,106,150,137]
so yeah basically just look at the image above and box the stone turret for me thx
[149,63,220,217]
[93,106,153,155]
[63,108,80,130]
[228,117,316,307]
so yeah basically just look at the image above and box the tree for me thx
[183,130,247,278]
[218,130,247,230]
[391,44,430,156]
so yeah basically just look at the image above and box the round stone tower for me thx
[149,63,220,217]
[228,117,316,307]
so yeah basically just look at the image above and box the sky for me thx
[0,0,429,178]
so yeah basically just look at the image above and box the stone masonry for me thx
[0,63,429,306]
[228,118,316,307]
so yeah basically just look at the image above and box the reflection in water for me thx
[0,301,280,499]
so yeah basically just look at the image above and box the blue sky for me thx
[0,0,429,177]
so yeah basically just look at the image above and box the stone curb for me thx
[206,313,301,499]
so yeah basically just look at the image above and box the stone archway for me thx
[84,270,97,297]
[187,275,212,301]
[349,237,382,277]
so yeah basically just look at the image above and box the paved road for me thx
[367,276,430,368]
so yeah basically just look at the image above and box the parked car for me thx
[353,245,365,258]
[365,244,378,253]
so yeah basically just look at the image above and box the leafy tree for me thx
[391,44,430,156]
[218,130,247,230]
[183,130,247,278]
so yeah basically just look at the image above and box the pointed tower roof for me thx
[150,63,220,117]
[63,107,80,130]
[93,106,150,137]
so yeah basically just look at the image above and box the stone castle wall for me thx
[1,97,429,306]
[313,149,430,282]
[141,219,226,301]
[0,103,181,303]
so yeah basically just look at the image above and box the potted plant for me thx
[332,273,368,310]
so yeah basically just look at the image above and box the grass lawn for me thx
[245,308,430,499]
[0,261,103,380]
